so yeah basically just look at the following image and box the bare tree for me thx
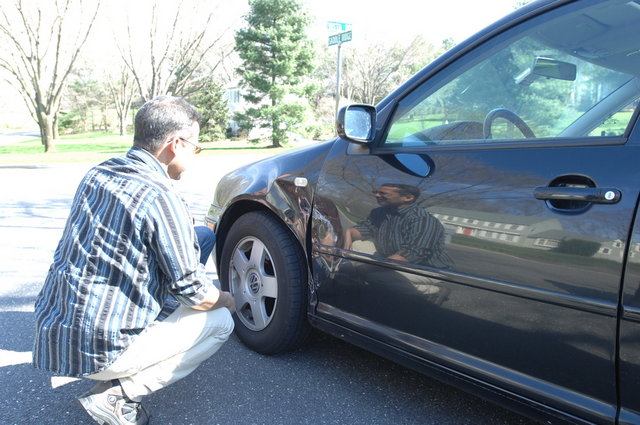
[342,36,441,105]
[116,0,233,102]
[0,0,101,152]
[106,66,137,136]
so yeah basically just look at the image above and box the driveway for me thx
[0,129,41,146]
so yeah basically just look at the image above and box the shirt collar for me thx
[126,146,169,178]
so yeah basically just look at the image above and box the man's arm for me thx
[148,191,234,312]
[343,227,362,250]
[387,253,409,262]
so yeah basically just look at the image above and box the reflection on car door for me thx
[311,1,640,421]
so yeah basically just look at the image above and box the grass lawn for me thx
[0,133,299,165]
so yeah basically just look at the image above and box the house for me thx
[428,206,623,259]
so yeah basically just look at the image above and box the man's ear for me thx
[166,137,180,153]
[155,137,178,164]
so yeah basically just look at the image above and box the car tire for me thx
[219,210,311,354]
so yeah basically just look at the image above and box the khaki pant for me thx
[87,305,234,401]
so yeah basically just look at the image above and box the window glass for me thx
[384,0,640,147]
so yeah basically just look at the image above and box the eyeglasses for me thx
[178,137,202,154]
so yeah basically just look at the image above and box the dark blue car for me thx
[206,0,640,423]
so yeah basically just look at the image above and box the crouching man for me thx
[33,96,235,425]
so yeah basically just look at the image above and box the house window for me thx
[535,238,559,248]
[504,234,519,242]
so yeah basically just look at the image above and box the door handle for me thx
[534,187,621,204]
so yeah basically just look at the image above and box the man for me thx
[345,183,452,268]
[33,96,235,425]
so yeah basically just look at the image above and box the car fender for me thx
[209,140,335,265]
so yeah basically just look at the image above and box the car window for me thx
[383,0,640,148]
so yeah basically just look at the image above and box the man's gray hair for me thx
[379,183,421,201]
[133,95,201,153]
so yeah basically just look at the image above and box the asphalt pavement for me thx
[0,152,539,425]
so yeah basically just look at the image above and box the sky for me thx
[182,0,527,46]
[304,0,525,46]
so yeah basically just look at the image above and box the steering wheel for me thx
[483,108,535,139]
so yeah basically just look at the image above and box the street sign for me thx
[328,30,353,46]
[327,21,352,33]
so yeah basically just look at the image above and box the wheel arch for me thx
[214,199,308,271]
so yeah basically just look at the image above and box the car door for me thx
[311,0,640,422]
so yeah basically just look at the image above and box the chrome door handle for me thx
[534,187,621,204]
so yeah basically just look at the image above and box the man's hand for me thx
[191,289,236,313]
[215,291,236,313]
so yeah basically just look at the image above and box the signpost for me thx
[328,22,352,117]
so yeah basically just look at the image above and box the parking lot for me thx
[0,154,537,424]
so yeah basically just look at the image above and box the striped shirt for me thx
[355,204,453,268]
[33,147,216,377]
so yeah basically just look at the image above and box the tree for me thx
[62,64,110,133]
[115,0,232,102]
[0,0,101,152]
[106,66,137,136]
[235,0,315,147]
[342,36,441,105]
[190,77,228,142]
[305,47,340,139]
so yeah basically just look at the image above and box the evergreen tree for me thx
[191,77,228,142]
[234,0,314,147]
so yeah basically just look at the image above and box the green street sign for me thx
[327,21,351,32]
[328,30,353,46]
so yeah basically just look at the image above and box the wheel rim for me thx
[228,236,278,331]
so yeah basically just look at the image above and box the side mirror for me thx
[515,56,577,86]
[336,104,376,143]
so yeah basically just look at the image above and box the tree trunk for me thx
[53,113,60,140]
[39,114,57,153]
[271,120,281,148]
[119,113,127,136]
[270,95,281,148]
